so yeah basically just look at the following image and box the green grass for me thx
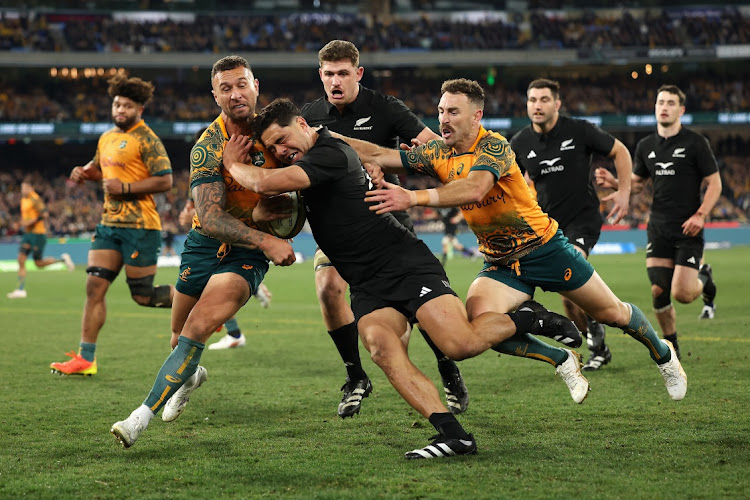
[1,248,749,499]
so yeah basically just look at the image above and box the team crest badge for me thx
[251,151,265,166]
[119,140,128,149]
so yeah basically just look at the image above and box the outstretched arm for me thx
[329,132,406,174]
[600,139,633,224]
[365,170,496,214]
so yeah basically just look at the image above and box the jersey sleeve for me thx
[141,131,172,177]
[385,95,428,142]
[694,134,719,177]
[32,195,46,214]
[633,139,650,179]
[190,132,225,189]
[471,134,516,181]
[581,120,616,156]
[399,140,442,180]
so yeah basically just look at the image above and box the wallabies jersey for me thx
[94,119,172,230]
[21,189,46,234]
[401,126,558,265]
[189,115,281,237]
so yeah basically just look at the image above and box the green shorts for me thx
[175,229,269,298]
[478,230,594,296]
[90,224,162,266]
[20,233,46,260]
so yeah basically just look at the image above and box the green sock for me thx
[492,332,568,366]
[622,303,670,364]
[143,336,204,414]
[17,277,25,291]
[79,342,96,362]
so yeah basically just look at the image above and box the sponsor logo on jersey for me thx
[119,140,128,149]
[560,138,575,151]
[655,160,676,176]
[527,150,537,159]
[672,147,686,158]
[539,157,562,166]
[656,162,674,169]
[648,151,656,158]
[576,237,585,246]
[353,116,373,131]
[419,286,432,297]
[687,256,697,264]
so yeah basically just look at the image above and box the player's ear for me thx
[356,66,364,82]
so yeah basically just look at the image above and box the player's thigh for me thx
[466,276,530,318]
[87,248,123,271]
[415,294,474,355]
[182,273,251,343]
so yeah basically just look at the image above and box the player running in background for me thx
[595,84,721,359]
[511,78,633,371]
[301,40,469,417]
[50,74,174,376]
[7,178,74,299]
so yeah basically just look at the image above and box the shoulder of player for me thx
[509,125,534,146]
[301,97,328,119]
[477,130,512,155]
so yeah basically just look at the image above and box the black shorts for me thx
[350,271,457,325]
[646,223,703,269]
[559,220,601,256]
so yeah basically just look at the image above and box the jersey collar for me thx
[123,119,145,134]
[451,125,488,156]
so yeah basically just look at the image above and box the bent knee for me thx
[672,289,696,304]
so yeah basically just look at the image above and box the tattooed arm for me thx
[193,181,295,266]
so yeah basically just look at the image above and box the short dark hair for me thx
[252,98,301,139]
[440,78,485,109]
[318,40,359,67]
[211,55,252,82]
[657,84,686,105]
[107,74,154,106]
[527,78,560,100]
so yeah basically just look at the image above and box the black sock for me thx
[428,412,470,440]
[328,322,366,380]
[418,327,450,362]
[664,332,680,359]
[507,310,536,334]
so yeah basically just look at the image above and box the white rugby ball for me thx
[264,191,306,239]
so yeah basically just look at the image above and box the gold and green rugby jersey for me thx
[93,119,172,230]
[400,126,558,265]
[189,115,280,236]
[21,189,46,234]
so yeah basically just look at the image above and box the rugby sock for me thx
[664,332,681,360]
[79,342,96,362]
[428,412,471,440]
[224,317,241,339]
[328,323,366,380]
[17,276,25,291]
[418,327,451,362]
[622,303,670,364]
[143,335,204,414]
[492,332,568,366]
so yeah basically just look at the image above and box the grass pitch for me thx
[1,248,748,499]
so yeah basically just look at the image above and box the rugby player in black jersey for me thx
[221,97,584,459]
[511,78,633,371]
[596,85,720,360]
[301,40,468,418]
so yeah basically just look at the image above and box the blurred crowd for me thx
[2,7,749,53]
[1,134,748,241]
[2,73,749,123]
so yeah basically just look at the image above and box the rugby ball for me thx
[263,191,306,239]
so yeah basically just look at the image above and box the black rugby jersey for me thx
[634,127,718,228]
[510,116,615,229]
[297,128,438,288]
[302,85,427,233]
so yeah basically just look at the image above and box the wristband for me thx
[415,190,430,206]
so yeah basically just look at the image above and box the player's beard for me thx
[113,114,138,131]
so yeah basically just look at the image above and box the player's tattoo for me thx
[193,181,267,248]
